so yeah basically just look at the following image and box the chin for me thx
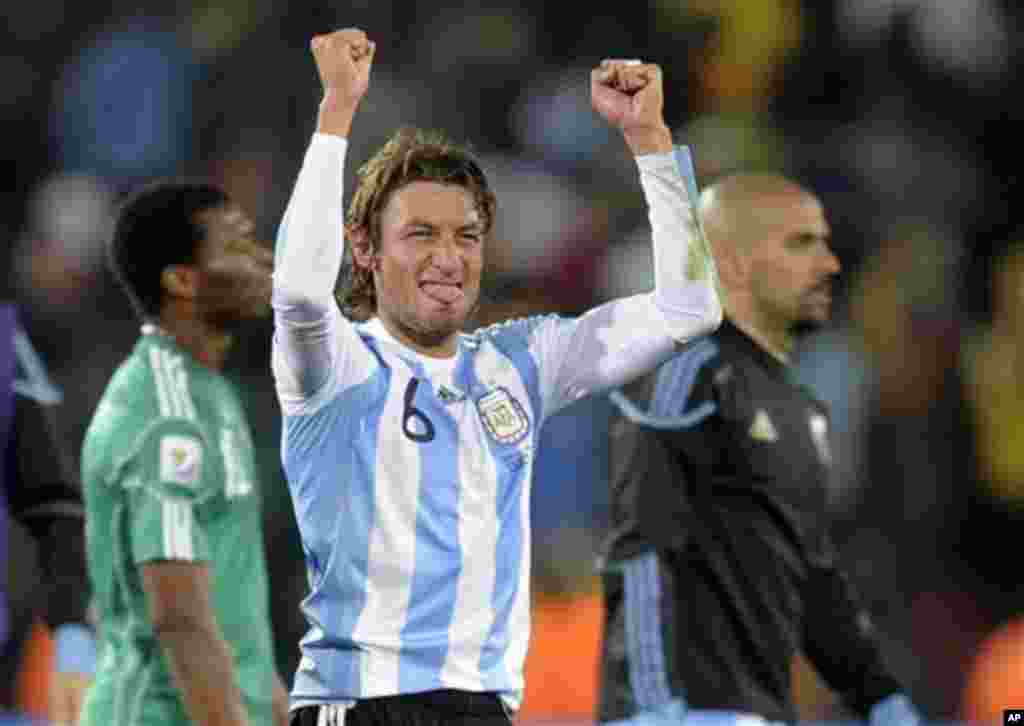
[209,315,249,334]
[208,303,270,331]
[401,325,454,350]
[429,303,473,328]
[425,315,466,339]
[791,316,829,338]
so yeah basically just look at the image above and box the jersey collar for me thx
[720,318,789,380]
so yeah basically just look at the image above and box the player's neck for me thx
[375,314,458,359]
[727,310,792,365]
[151,310,234,370]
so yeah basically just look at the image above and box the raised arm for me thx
[593,59,721,343]
[271,28,376,412]
[531,61,721,417]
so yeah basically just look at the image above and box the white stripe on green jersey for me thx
[272,133,721,710]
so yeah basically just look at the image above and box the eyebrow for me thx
[402,219,484,232]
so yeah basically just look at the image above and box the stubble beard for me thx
[395,299,475,350]
[199,293,270,333]
[197,267,273,331]
[790,301,831,338]
[397,315,460,349]
[383,285,483,350]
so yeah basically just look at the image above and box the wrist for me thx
[623,123,673,156]
[316,90,358,138]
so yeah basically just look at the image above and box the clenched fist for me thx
[312,27,376,137]
[591,59,672,155]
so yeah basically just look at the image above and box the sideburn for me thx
[340,255,378,321]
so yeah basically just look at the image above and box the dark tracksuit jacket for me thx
[598,320,903,723]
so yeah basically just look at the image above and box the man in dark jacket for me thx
[598,173,920,726]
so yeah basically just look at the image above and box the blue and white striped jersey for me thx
[271,134,720,710]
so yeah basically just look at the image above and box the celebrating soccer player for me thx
[272,28,721,726]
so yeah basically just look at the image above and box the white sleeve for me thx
[271,133,375,415]
[642,145,721,342]
[530,146,721,418]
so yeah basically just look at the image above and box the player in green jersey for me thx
[79,180,287,726]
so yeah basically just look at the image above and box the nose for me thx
[821,245,841,275]
[430,235,461,275]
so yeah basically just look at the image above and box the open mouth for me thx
[419,281,464,305]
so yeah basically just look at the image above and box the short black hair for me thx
[108,180,230,319]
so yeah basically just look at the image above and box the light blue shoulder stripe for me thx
[673,145,700,204]
[13,327,62,405]
[475,316,546,423]
[609,338,718,430]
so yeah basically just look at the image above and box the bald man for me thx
[596,175,921,726]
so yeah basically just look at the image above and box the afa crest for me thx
[477,388,530,445]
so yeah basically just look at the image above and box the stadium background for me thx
[4,0,1024,723]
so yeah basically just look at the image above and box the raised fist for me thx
[590,59,665,134]
[310,27,376,111]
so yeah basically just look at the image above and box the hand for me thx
[591,59,672,155]
[272,675,290,726]
[311,27,376,135]
[50,671,92,726]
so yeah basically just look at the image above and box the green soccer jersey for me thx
[80,329,277,726]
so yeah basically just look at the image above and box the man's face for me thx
[747,192,840,330]
[193,204,273,327]
[370,180,485,350]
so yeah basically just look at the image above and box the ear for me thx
[348,226,376,271]
[161,264,199,300]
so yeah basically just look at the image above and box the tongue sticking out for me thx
[421,283,463,304]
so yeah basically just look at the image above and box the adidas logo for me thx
[749,409,778,442]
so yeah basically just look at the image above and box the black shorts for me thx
[290,689,512,726]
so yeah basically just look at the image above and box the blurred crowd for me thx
[5,0,1024,723]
